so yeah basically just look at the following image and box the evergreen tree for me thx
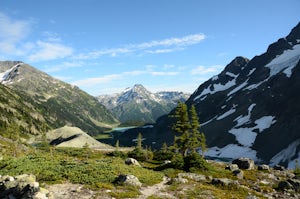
[188,105,201,153]
[136,132,143,150]
[171,102,191,156]
[199,132,207,157]
[171,103,207,157]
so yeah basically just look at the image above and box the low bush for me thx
[184,152,210,171]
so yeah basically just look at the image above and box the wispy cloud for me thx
[0,12,34,55]
[28,41,73,62]
[75,33,206,59]
[0,12,73,62]
[73,69,180,87]
[190,65,223,75]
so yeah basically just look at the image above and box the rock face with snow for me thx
[98,84,189,124]
[114,22,300,168]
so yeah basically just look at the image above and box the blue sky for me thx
[0,0,299,95]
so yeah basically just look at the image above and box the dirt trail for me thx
[137,176,175,199]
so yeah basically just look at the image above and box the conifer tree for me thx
[136,132,143,150]
[171,102,191,156]
[189,105,201,153]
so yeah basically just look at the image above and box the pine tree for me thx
[171,102,191,156]
[171,103,207,157]
[199,132,207,157]
[189,105,201,153]
[136,132,143,150]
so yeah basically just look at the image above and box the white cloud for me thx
[75,33,206,59]
[28,41,73,62]
[190,65,223,75]
[0,12,33,54]
[150,71,179,76]
[136,34,206,49]
[73,69,180,87]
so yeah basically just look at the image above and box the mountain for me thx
[0,61,119,137]
[110,22,300,168]
[98,84,190,124]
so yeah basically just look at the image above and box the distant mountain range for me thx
[110,22,300,168]
[98,84,190,125]
[0,61,118,137]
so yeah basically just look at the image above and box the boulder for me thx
[178,173,207,182]
[232,169,244,179]
[115,174,142,187]
[258,164,270,171]
[211,178,238,187]
[232,158,255,170]
[0,174,50,199]
[225,164,239,171]
[287,178,300,192]
[274,165,285,171]
[125,158,141,167]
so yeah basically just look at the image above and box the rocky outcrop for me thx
[0,174,50,199]
[125,158,141,167]
[232,158,255,170]
[114,174,142,187]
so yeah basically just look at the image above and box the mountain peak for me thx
[223,56,249,75]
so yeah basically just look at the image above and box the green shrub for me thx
[107,150,127,158]
[184,152,210,171]
[153,151,174,161]
[171,153,184,170]
[128,148,147,161]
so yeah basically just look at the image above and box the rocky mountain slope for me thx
[98,84,189,124]
[111,22,300,168]
[0,61,119,137]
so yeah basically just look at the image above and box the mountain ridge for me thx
[0,61,119,137]
[98,84,190,124]
[108,22,300,168]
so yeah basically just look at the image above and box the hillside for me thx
[108,22,300,168]
[0,61,119,136]
[98,84,189,124]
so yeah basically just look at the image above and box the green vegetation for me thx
[0,147,163,187]
[170,102,207,157]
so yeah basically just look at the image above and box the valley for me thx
[0,6,299,198]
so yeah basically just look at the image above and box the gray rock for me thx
[115,174,142,187]
[274,165,285,171]
[178,173,207,182]
[258,164,270,171]
[232,169,244,179]
[125,158,141,167]
[225,164,239,171]
[278,180,293,190]
[287,178,300,192]
[0,174,49,199]
[232,158,255,170]
[211,178,238,187]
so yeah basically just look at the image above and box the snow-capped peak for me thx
[0,63,23,84]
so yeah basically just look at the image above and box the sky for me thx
[0,0,299,96]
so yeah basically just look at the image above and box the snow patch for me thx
[229,128,257,147]
[0,63,22,84]
[225,72,238,78]
[230,103,276,147]
[265,44,300,78]
[270,139,300,169]
[217,104,237,120]
[234,104,256,127]
[254,116,276,133]
[194,79,236,101]
[227,79,249,96]
[206,144,257,161]
[248,68,256,76]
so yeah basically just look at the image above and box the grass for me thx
[0,147,163,188]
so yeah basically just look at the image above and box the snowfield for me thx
[265,44,300,78]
